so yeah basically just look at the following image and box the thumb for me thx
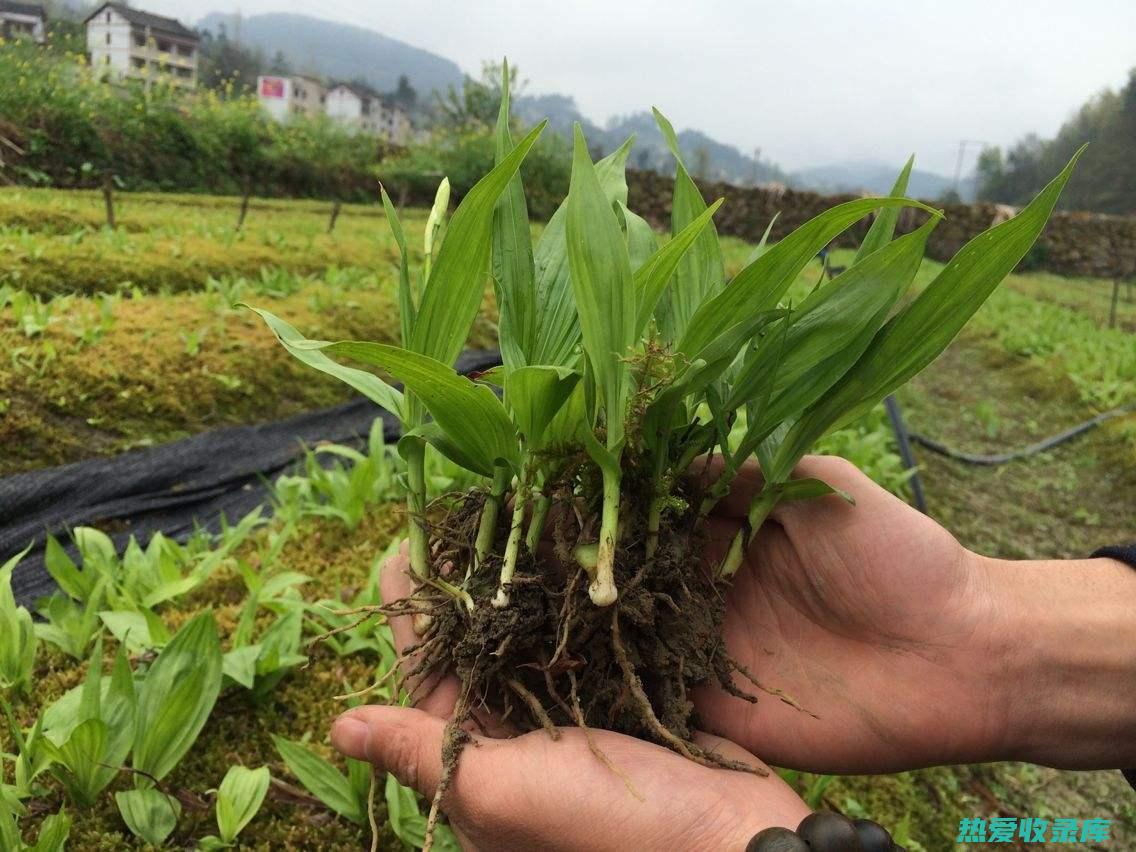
[331,705,447,798]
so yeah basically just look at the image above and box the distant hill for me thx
[195,12,463,95]
[515,95,788,187]
[790,161,977,202]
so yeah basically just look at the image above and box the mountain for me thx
[514,95,788,187]
[195,12,463,96]
[790,161,978,202]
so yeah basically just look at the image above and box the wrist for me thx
[973,551,1136,768]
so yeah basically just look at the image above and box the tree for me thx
[434,61,524,130]
[197,26,267,95]
[388,75,417,112]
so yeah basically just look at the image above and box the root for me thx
[506,678,561,741]
[423,721,471,852]
[610,610,696,761]
[727,653,817,718]
[568,670,643,802]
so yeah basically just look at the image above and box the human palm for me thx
[696,455,1006,772]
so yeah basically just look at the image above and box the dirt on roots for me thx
[370,481,776,846]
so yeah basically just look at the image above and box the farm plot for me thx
[1,189,1134,849]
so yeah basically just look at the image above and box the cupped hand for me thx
[696,454,1010,773]
[331,547,810,852]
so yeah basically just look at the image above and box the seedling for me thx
[255,65,1079,847]
[0,546,37,695]
[198,765,271,850]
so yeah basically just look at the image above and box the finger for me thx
[332,705,803,850]
[380,548,461,717]
[332,705,449,798]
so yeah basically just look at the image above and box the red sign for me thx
[260,77,285,98]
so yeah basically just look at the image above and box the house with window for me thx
[85,3,199,88]
[0,1,46,44]
[324,82,411,145]
[256,75,327,122]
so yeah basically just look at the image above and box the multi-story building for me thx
[85,3,199,88]
[0,1,45,44]
[258,79,411,145]
[256,75,327,122]
[322,82,410,145]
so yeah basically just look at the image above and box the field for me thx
[2,187,1134,850]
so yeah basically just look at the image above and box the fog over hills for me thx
[195,11,963,192]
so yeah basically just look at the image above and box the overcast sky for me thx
[151,0,1134,175]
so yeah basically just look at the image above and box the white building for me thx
[85,3,199,88]
[256,75,327,122]
[0,1,45,44]
[324,83,411,145]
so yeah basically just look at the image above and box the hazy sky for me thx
[150,0,1135,175]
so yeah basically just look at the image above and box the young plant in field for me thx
[0,546,37,695]
[0,799,70,852]
[198,765,271,850]
[254,64,1080,847]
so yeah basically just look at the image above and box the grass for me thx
[0,189,421,297]
[2,188,1134,849]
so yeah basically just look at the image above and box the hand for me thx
[331,549,811,852]
[696,454,1136,773]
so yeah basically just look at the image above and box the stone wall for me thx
[625,169,1136,279]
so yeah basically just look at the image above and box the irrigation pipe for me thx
[903,404,1134,466]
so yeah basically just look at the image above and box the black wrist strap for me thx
[1091,544,1136,792]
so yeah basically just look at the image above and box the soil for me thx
[390,478,767,845]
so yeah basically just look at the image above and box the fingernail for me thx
[331,714,371,761]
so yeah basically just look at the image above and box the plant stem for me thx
[525,489,551,555]
[402,438,430,581]
[718,487,778,580]
[493,476,529,608]
[589,466,621,606]
[469,466,510,581]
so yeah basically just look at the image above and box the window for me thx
[134,33,145,47]
[106,32,111,45]
[106,12,111,22]
[132,57,145,69]
[157,39,171,52]
[177,44,192,57]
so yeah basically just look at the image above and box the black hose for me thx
[907,405,1134,466]
[884,395,928,513]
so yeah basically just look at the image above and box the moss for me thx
[0,280,498,475]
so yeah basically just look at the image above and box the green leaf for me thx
[381,186,414,349]
[316,341,519,477]
[132,611,222,781]
[679,195,935,360]
[248,308,405,418]
[729,217,938,437]
[855,155,914,262]
[0,544,36,693]
[491,59,537,371]
[410,121,546,366]
[504,366,581,448]
[30,808,71,852]
[115,788,180,847]
[215,765,270,843]
[98,609,168,652]
[44,718,107,807]
[651,108,726,344]
[222,645,261,689]
[566,124,636,449]
[770,148,1083,481]
[530,136,636,367]
[616,201,658,272]
[44,536,90,602]
[634,198,723,335]
[272,736,365,825]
